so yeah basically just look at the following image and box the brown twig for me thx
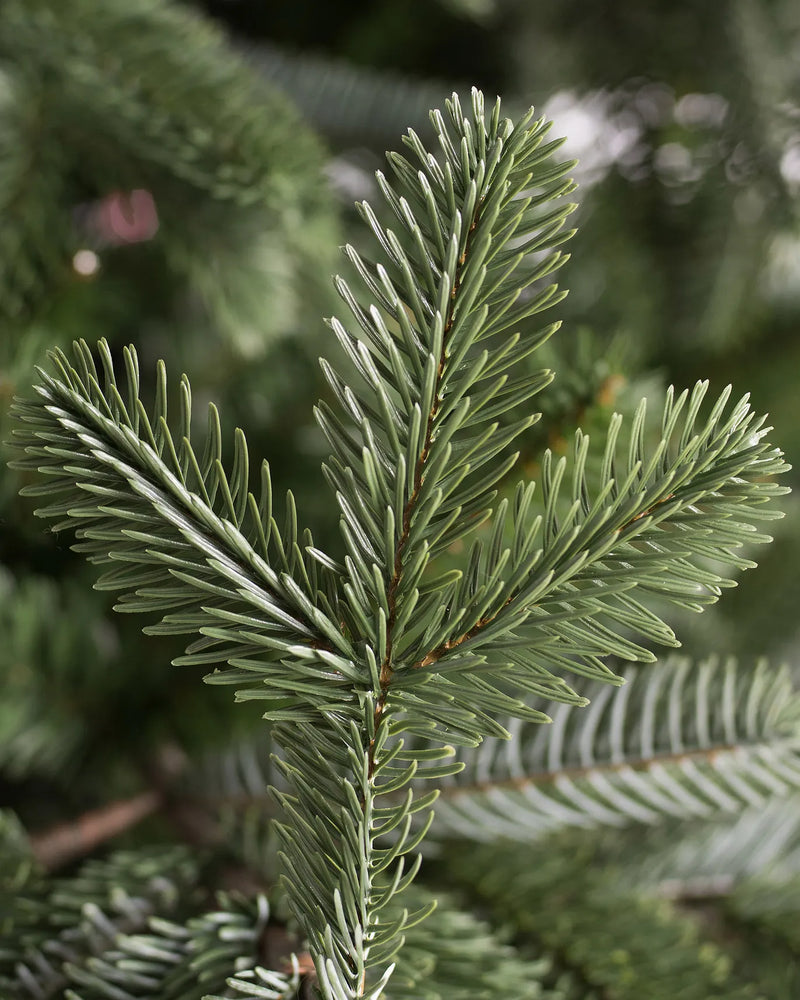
[31,790,162,871]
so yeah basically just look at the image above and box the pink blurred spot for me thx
[98,189,159,245]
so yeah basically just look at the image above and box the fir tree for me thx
[4,80,798,1000]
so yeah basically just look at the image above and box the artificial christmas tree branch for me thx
[8,89,791,999]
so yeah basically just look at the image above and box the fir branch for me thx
[0,841,200,1000]
[7,88,791,999]
[659,873,800,998]
[386,884,558,999]
[444,839,758,1000]
[419,382,789,686]
[611,794,800,893]
[319,88,579,751]
[65,894,290,1000]
[425,657,800,840]
[724,872,800,956]
[9,339,355,724]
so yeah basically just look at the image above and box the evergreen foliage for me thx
[2,2,800,997]
[444,839,755,1000]
[1,831,200,999]
[4,82,795,998]
[428,656,800,840]
[0,0,337,350]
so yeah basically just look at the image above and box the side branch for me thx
[413,491,679,670]
[15,370,336,657]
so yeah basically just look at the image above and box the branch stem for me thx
[368,198,484,776]
[439,742,739,798]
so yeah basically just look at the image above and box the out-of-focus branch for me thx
[30,790,161,871]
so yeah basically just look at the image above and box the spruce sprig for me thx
[9,90,789,998]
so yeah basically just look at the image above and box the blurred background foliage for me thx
[1,0,799,995]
